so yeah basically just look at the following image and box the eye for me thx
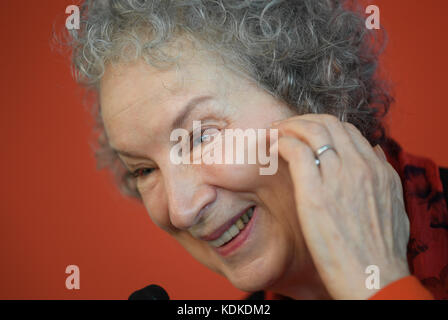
[132,167,155,178]
[190,128,220,149]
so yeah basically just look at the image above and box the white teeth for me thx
[209,237,224,248]
[236,219,245,230]
[228,225,240,237]
[221,230,233,244]
[208,207,255,248]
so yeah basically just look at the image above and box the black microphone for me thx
[128,284,170,300]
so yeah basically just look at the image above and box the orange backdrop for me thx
[1,0,447,299]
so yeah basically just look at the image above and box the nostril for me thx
[193,202,212,225]
[165,179,217,229]
[169,201,213,230]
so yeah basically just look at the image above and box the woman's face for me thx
[100,47,311,293]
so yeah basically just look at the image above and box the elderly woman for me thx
[68,0,448,299]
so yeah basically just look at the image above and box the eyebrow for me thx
[113,148,147,159]
[111,95,214,159]
[170,95,214,132]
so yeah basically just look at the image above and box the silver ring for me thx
[314,144,336,167]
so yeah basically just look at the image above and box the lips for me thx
[214,206,256,256]
[208,207,254,248]
[199,206,254,242]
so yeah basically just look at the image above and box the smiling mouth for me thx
[208,206,254,248]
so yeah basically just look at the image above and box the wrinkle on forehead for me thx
[101,55,226,123]
[99,35,254,121]
[100,61,176,119]
[99,40,261,154]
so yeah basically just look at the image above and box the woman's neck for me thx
[268,249,333,300]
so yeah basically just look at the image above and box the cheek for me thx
[199,132,278,190]
[204,163,262,191]
[140,183,172,231]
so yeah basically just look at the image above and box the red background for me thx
[1,0,447,299]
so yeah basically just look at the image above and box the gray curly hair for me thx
[67,0,392,199]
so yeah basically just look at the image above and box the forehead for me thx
[98,45,252,152]
[100,49,222,122]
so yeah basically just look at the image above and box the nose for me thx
[163,165,216,230]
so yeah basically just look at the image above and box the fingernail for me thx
[374,145,387,161]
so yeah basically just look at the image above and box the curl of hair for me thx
[67,0,393,199]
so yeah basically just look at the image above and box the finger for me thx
[373,145,388,162]
[341,122,383,167]
[277,136,322,200]
[300,114,360,157]
[273,114,360,164]
[274,118,340,178]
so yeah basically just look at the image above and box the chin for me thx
[221,239,294,293]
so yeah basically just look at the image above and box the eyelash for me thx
[190,128,213,149]
[132,167,155,178]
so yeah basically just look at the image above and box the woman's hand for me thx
[272,114,411,300]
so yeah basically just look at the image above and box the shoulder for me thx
[439,167,448,203]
